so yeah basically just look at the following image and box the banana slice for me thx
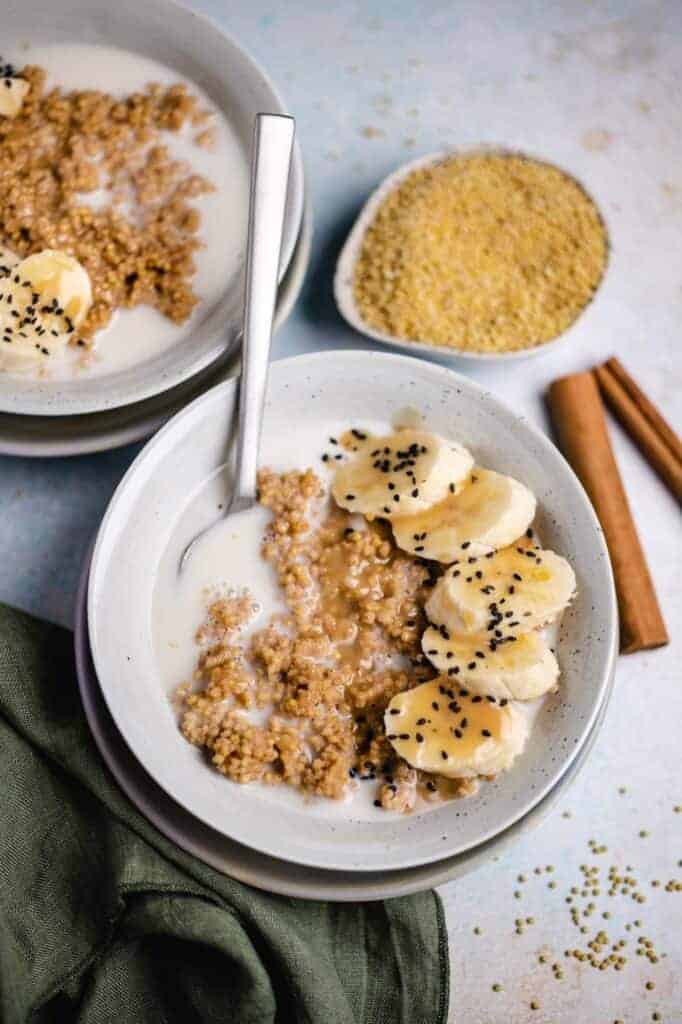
[0,249,92,370]
[332,429,473,519]
[392,468,536,562]
[385,677,529,778]
[425,541,576,636]
[421,624,559,701]
[0,76,30,118]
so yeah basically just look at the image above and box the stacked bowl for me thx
[0,0,309,456]
[79,349,618,899]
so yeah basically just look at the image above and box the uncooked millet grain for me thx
[353,151,608,354]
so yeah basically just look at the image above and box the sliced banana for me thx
[392,468,536,562]
[421,624,559,701]
[385,677,529,778]
[0,76,30,118]
[332,429,473,519]
[0,249,92,370]
[425,541,576,636]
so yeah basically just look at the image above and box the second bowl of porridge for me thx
[0,0,304,415]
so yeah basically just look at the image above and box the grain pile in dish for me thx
[178,427,576,811]
[353,152,608,354]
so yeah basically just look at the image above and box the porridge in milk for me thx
[0,44,249,378]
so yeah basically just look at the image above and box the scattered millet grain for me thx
[353,151,608,354]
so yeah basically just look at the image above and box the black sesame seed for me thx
[432,701,439,710]
[482,729,492,737]
[399,733,410,740]
[461,541,471,549]
[441,750,448,760]
[416,733,424,743]
[467,661,477,670]
[454,728,462,739]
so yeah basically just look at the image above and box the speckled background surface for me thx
[0,1,680,1020]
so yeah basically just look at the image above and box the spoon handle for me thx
[231,113,295,513]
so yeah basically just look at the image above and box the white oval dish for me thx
[0,201,312,457]
[0,0,304,417]
[334,149,607,365]
[87,350,617,873]
[75,550,614,900]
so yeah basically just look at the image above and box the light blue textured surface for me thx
[0,2,680,1020]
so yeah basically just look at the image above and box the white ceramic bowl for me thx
[0,0,304,417]
[335,149,607,365]
[87,350,618,872]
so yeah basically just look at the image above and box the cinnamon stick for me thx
[595,359,682,502]
[547,370,668,654]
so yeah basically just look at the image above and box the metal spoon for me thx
[179,113,295,572]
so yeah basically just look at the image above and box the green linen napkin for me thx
[0,604,449,1024]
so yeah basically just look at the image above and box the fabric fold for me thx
[0,604,449,1024]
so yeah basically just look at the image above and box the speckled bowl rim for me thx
[87,349,619,872]
[0,0,304,417]
[334,146,609,364]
